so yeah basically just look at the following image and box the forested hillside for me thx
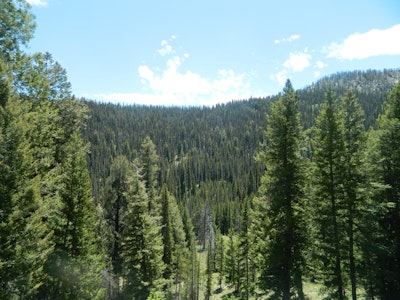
[83,69,400,235]
[82,69,400,299]
[2,1,400,299]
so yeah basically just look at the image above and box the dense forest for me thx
[1,1,400,299]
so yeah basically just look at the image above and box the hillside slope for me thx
[83,69,400,233]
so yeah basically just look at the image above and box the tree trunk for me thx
[330,161,344,300]
[332,194,344,300]
[282,223,293,300]
[349,211,357,300]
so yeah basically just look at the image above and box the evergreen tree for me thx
[0,92,54,299]
[341,90,366,300]
[205,240,213,300]
[372,81,400,297]
[101,155,133,298]
[160,184,188,296]
[312,86,346,299]
[214,229,225,290]
[255,80,306,299]
[39,130,104,299]
[0,61,16,298]
[161,184,174,280]
[140,136,160,211]
[0,0,36,64]
[357,129,385,299]
[238,197,254,299]
[225,228,239,294]
[168,192,187,267]
[121,161,164,300]
[1,2,105,296]
[186,235,200,300]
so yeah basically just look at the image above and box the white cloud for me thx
[283,51,311,72]
[274,34,300,44]
[271,49,312,86]
[138,65,153,81]
[316,60,326,69]
[327,24,400,60]
[271,70,288,86]
[157,40,174,56]
[313,61,326,78]
[96,69,252,106]
[137,57,251,105]
[26,0,47,6]
[97,38,254,106]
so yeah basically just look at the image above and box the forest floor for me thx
[196,246,366,299]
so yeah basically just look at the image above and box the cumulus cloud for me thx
[313,61,326,78]
[327,24,400,60]
[271,70,288,86]
[137,58,251,105]
[315,60,326,69]
[272,49,312,86]
[97,38,253,106]
[138,65,153,81]
[96,68,251,106]
[26,0,47,6]
[139,54,211,96]
[157,40,174,56]
[283,51,312,72]
[274,34,300,44]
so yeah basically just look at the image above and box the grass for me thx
[195,244,368,299]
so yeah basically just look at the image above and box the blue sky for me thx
[27,0,400,106]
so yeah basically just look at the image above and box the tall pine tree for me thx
[373,81,400,297]
[140,136,160,212]
[312,86,346,299]
[121,161,164,299]
[254,80,306,299]
[40,131,104,299]
[341,90,366,300]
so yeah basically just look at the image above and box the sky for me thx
[27,0,400,106]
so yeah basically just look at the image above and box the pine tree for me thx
[168,192,187,278]
[186,235,200,300]
[39,130,104,299]
[121,161,164,300]
[372,81,400,297]
[357,129,385,299]
[341,90,366,300]
[160,184,188,296]
[205,240,213,300]
[0,94,55,299]
[225,228,239,294]
[0,0,36,64]
[0,61,16,298]
[1,4,102,296]
[140,136,160,211]
[100,155,135,299]
[0,98,56,297]
[106,155,132,270]
[161,184,174,280]
[312,86,346,299]
[214,229,225,291]
[238,197,254,299]
[255,80,306,299]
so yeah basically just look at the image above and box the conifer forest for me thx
[2,1,400,299]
